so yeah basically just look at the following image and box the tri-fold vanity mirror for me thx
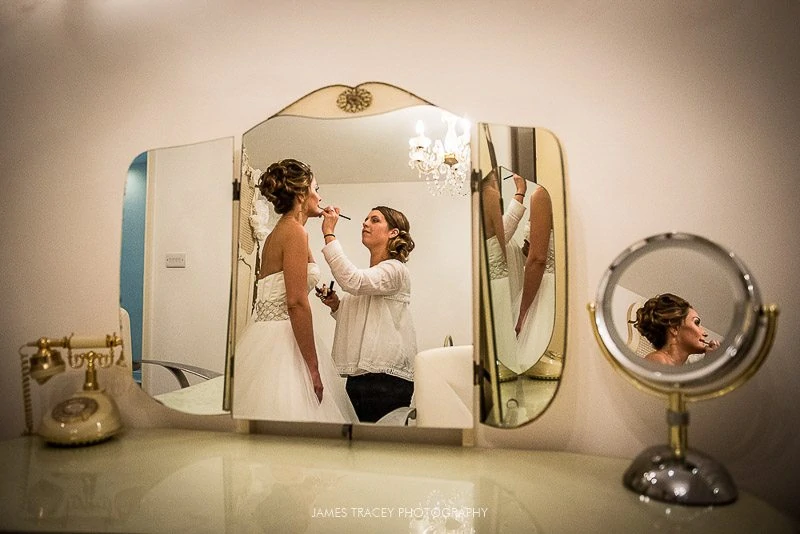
[120,82,568,433]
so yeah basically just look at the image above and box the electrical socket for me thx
[165,253,186,268]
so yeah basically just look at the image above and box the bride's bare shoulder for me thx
[644,351,669,365]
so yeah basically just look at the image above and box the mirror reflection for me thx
[477,124,567,428]
[230,88,473,427]
[120,137,233,415]
[597,233,765,390]
[629,293,722,367]
[607,245,739,376]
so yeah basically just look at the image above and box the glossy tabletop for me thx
[0,428,794,533]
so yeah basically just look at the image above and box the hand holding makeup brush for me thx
[321,205,343,241]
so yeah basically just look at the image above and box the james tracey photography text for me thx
[311,507,489,520]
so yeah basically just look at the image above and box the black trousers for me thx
[345,373,413,423]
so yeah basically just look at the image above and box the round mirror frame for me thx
[588,232,779,506]
[593,232,764,396]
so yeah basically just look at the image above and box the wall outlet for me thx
[165,253,186,268]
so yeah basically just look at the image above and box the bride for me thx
[232,159,358,424]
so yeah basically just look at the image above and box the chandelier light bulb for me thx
[408,111,471,196]
[443,121,459,155]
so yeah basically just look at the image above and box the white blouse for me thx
[321,240,417,381]
[504,198,527,302]
[504,197,526,241]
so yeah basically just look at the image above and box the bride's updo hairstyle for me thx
[632,293,692,350]
[374,205,415,263]
[258,158,314,214]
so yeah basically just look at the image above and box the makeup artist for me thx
[317,205,418,422]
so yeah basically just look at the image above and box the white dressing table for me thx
[0,428,794,533]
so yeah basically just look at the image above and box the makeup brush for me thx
[323,206,350,220]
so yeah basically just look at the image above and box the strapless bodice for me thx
[544,230,555,274]
[252,264,320,322]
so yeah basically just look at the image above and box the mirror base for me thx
[623,445,737,506]
[38,390,123,447]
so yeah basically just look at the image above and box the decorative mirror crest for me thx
[119,82,569,440]
[336,86,373,114]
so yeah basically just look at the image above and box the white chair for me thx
[626,301,655,358]
[413,345,474,428]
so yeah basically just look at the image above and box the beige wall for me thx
[1,0,798,520]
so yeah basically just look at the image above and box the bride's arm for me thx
[503,173,527,241]
[515,186,553,335]
[482,184,506,252]
[283,225,323,402]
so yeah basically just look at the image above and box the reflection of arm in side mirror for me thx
[515,186,553,334]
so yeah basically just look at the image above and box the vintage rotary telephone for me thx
[19,334,124,446]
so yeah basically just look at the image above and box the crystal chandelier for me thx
[408,111,471,196]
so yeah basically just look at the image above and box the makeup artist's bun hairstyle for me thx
[632,293,691,350]
[258,159,314,214]
[374,205,415,263]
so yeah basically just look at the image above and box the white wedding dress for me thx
[486,235,518,371]
[232,263,358,424]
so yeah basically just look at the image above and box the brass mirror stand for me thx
[588,303,778,506]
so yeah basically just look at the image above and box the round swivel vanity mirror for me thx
[588,232,778,506]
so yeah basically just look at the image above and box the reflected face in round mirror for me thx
[591,233,777,507]
[594,233,761,392]
[632,293,718,366]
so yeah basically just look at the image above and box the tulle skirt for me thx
[514,271,556,374]
[490,274,519,373]
[232,319,358,424]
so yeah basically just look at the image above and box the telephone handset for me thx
[21,335,124,446]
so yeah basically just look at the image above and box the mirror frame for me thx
[588,232,779,506]
[593,232,762,394]
[121,138,235,405]
[474,124,568,427]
